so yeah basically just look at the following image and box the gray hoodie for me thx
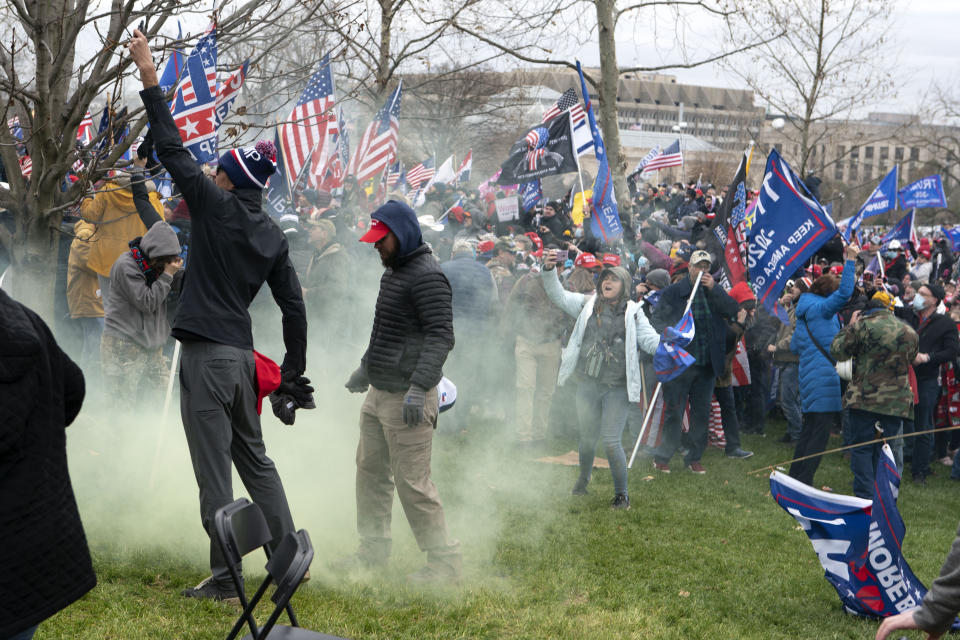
[103,221,181,350]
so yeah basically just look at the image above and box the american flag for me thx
[281,55,338,188]
[77,110,94,145]
[405,157,434,191]
[542,88,584,126]
[348,82,402,182]
[317,110,350,191]
[386,159,403,188]
[632,144,660,175]
[643,139,683,172]
[176,28,216,107]
[19,155,31,178]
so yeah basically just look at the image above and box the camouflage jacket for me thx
[830,307,919,419]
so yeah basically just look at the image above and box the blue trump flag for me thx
[653,307,696,382]
[265,130,294,218]
[899,174,947,209]
[748,149,837,314]
[576,61,623,244]
[520,180,542,212]
[843,166,898,242]
[771,445,957,623]
[941,226,960,252]
[880,208,915,248]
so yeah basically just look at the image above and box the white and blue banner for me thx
[771,445,958,624]
[748,149,837,314]
[842,167,898,242]
[899,174,947,209]
[941,226,960,252]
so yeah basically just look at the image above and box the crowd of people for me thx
[9,28,960,639]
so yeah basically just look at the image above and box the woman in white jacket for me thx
[540,250,661,509]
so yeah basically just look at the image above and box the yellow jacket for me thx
[66,220,104,318]
[81,176,163,277]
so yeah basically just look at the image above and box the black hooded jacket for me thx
[140,85,307,373]
[361,201,455,393]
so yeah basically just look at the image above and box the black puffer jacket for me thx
[361,201,455,393]
[0,290,95,637]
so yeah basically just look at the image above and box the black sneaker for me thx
[181,577,240,603]
[610,494,631,510]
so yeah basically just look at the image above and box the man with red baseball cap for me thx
[341,200,461,583]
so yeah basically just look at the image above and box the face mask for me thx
[574,227,584,238]
[884,251,897,259]
[912,294,926,311]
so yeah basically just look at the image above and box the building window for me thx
[895,147,904,162]
[865,146,874,160]
[774,143,783,153]
[910,147,920,161]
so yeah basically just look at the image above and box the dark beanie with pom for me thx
[218,140,277,190]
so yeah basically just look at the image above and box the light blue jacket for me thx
[540,267,660,402]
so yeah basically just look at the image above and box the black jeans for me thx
[714,385,742,452]
[654,365,716,465]
[789,411,839,487]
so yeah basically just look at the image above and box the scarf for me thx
[128,237,157,286]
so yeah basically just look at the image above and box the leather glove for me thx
[270,392,297,425]
[402,385,426,427]
[278,370,315,408]
[345,367,369,393]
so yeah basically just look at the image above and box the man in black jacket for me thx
[651,250,739,474]
[342,200,460,583]
[905,283,960,483]
[130,31,309,601]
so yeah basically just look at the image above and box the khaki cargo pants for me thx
[100,333,168,404]
[356,385,458,560]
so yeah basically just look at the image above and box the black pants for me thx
[179,341,295,585]
[789,411,839,487]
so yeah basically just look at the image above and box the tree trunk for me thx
[7,207,61,324]
[594,0,630,210]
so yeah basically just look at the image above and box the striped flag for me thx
[19,155,31,178]
[386,160,403,188]
[169,25,219,163]
[214,60,249,127]
[280,55,337,189]
[643,139,683,172]
[543,87,592,156]
[348,82,402,182]
[76,110,94,145]
[7,117,23,140]
[632,145,661,175]
[405,157,435,192]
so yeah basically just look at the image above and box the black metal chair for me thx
[215,498,299,638]
[227,530,349,640]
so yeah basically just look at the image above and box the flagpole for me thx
[571,110,589,222]
[628,271,704,469]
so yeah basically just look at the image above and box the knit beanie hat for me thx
[928,283,946,303]
[645,268,670,290]
[218,140,277,190]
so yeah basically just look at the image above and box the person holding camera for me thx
[540,248,661,509]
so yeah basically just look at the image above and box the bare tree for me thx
[452,0,782,208]
[724,0,898,178]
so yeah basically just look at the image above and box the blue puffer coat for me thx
[790,259,855,413]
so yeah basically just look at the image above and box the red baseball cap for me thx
[253,350,281,415]
[525,232,543,257]
[359,218,391,243]
[601,253,621,266]
[478,240,495,254]
[575,252,600,269]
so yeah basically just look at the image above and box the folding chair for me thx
[215,498,299,638]
[227,530,349,640]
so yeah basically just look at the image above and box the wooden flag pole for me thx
[627,271,703,469]
[151,339,181,487]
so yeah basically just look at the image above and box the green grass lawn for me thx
[40,400,960,639]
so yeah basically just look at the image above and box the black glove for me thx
[270,392,297,425]
[402,385,426,427]
[278,370,315,408]
[345,367,369,393]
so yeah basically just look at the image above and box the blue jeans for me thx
[714,385,742,452]
[849,408,903,499]
[778,363,802,440]
[911,377,940,479]
[654,365,716,466]
[575,378,631,495]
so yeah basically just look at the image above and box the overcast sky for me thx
[577,0,959,117]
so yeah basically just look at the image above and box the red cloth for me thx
[253,350,281,415]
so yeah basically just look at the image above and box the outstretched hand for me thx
[127,29,158,88]
[875,609,938,640]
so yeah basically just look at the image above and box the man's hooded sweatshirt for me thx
[360,201,455,393]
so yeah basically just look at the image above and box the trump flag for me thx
[654,308,696,382]
[771,445,959,624]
